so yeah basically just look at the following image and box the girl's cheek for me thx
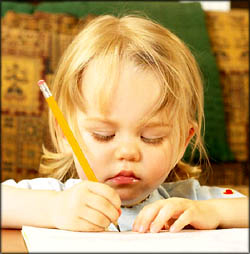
[145,147,173,178]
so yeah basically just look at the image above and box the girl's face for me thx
[72,61,188,206]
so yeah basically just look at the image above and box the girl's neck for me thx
[121,194,151,208]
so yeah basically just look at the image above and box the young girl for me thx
[2,14,248,233]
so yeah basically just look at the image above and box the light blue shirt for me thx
[3,178,244,231]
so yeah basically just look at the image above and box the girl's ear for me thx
[173,125,196,168]
[185,126,195,147]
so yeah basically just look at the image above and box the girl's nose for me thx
[115,142,141,162]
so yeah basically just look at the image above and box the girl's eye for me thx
[91,133,115,142]
[141,136,164,145]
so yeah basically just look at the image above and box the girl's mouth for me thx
[107,170,140,184]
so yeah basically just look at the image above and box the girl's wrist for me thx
[48,190,61,229]
[198,199,221,229]
[201,198,245,229]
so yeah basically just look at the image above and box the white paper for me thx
[22,226,248,253]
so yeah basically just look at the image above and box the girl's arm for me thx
[209,197,248,229]
[2,184,57,229]
[2,181,121,231]
[133,197,248,233]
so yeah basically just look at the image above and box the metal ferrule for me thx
[39,82,52,98]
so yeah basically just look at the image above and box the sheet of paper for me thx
[22,226,248,253]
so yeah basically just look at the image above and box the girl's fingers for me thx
[85,181,121,210]
[78,204,111,228]
[74,216,106,232]
[169,209,192,233]
[166,218,177,229]
[133,198,193,233]
[83,191,120,224]
[149,204,184,233]
[133,201,164,233]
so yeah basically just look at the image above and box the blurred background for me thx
[1,1,249,195]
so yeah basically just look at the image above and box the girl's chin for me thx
[107,182,154,207]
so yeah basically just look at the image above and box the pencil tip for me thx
[117,224,121,232]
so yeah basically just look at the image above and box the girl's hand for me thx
[132,197,220,233]
[50,181,121,232]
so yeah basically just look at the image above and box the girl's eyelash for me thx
[91,133,115,142]
[141,136,164,145]
[91,133,164,145]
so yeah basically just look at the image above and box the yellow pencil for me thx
[38,80,120,231]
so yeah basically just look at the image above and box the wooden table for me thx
[1,229,27,253]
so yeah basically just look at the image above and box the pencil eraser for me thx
[38,80,45,86]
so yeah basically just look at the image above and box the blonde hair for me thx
[39,14,209,182]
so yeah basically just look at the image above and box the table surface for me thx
[1,229,27,253]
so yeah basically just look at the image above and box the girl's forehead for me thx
[82,58,145,91]
[80,59,164,122]
[82,59,160,102]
